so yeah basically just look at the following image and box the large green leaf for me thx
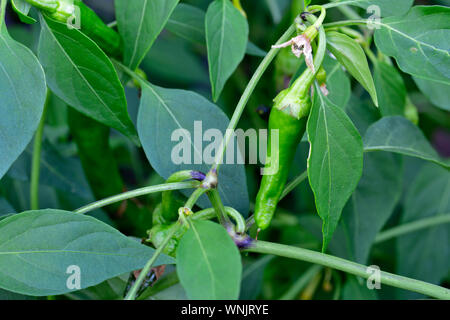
[340,152,403,263]
[413,77,450,111]
[176,220,242,299]
[326,31,378,107]
[374,61,406,117]
[206,0,248,101]
[167,3,264,57]
[323,55,351,109]
[37,15,138,143]
[141,36,209,86]
[363,116,450,169]
[0,28,46,180]
[330,0,413,17]
[0,209,174,296]
[115,0,179,70]
[166,3,206,44]
[307,84,364,251]
[397,164,450,299]
[137,82,249,215]
[374,6,450,85]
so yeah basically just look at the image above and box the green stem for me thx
[307,5,326,29]
[207,189,232,227]
[185,188,207,210]
[75,181,200,214]
[137,271,179,300]
[279,265,322,300]
[191,207,246,233]
[244,241,450,299]
[375,214,450,244]
[280,170,308,200]
[212,23,297,171]
[124,222,182,300]
[324,19,368,29]
[323,1,361,10]
[0,0,7,30]
[30,90,50,210]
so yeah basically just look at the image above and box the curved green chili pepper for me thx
[68,109,149,235]
[159,170,206,224]
[254,24,327,231]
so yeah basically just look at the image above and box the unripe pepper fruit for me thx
[255,23,327,231]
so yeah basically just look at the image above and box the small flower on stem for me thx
[272,35,314,73]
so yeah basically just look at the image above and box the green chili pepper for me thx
[68,109,150,235]
[159,170,206,224]
[254,24,327,231]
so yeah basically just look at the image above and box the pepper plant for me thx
[0,0,449,300]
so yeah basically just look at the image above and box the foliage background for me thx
[0,0,449,300]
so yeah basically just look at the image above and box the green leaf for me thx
[0,29,46,180]
[342,276,377,300]
[323,55,351,109]
[363,116,450,169]
[326,31,378,107]
[307,84,364,251]
[340,152,403,263]
[246,41,267,57]
[11,0,37,24]
[206,0,249,101]
[239,256,273,300]
[37,15,138,144]
[136,82,249,215]
[331,0,413,17]
[7,141,93,200]
[345,96,380,136]
[166,3,206,44]
[176,220,242,299]
[141,36,209,86]
[374,61,406,117]
[0,198,15,217]
[0,288,35,300]
[167,3,264,57]
[413,77,450,111]
[397,164,450,299]
[374,6,450,85]
[115,0,180,70]
[0,209,174,296]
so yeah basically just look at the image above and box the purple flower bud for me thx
[190,171,206,181]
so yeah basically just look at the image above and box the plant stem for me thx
[323,1,361,10]
[324,19,369,29]
[191,207,246,233]
[124,223,182,300]
[207,189,232,227]
[0,0,6,30]
[279,265,322,300]
[244,241,450,299]
[212,23,297,171]
[280,170,308,200]
[75,181,200,214]
[137,271,180,300]
[30,90,50,210]
[375,214,450,244]
[185,188,207,210]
